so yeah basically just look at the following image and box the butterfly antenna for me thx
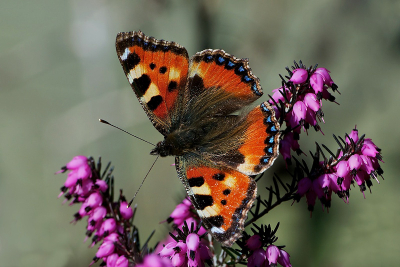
[99,119,155,146]
[128,155,159,207]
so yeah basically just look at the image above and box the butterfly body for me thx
[116,31,280,246]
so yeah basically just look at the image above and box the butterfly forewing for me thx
[116,31,189,135]
[186,49,263,116]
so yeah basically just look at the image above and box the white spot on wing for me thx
[202,205,220,217]
[169,67,181,80]
[129,66,143,82]
[120,48,130,61]
[211,226,225,234]
[224,175,236,188]
[143,83,160,102]
[192,184,211,195]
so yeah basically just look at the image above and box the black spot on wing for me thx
[188,177,205,187]
[149,63,156,70]
[147,95,163,111]
[193,194,213,210]
[159,66,167,74]
[123,52,140,71]
[207,215,224,227]
[221,200,227,205]
[223,189,231,195]
[168,81,178,92]
[134,74,151,95]
[212,173,225,181]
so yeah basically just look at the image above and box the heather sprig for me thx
[56,156,154,266]
[269,61,339,166]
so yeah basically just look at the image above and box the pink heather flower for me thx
[348,154,362,171]
[314,67,334,87]
[66,155,88,169]
[106,253,119,267]
[85,192,103,210]
[362,141,379,158]
[168,200,193,225]
[246,234,262,251]
[280,137,292,163]
[297,177,312,196]
[104,233,120,243]
[119,201,133,220]
[247,248,266,267]
[159,242,176,257]
[186,233,200,259]
[336,160,350,178]
[290,68,308,84]
[305,107,317,126]
[99,218,117,236]
[292,101,307,124]
[198,244,212,263]
[65,171,80,188]
[360,155,375,174]
[310,72,324,94]
[277,250,292,267]
[269,87,290,104]
[137,254,173,267]
[115,256,129,267]
[94,180,108,192]
[96,241,115,258]
[266,245,280,265]
[347,128,359,144]
[89,206,107,224]
[303,93,320,112]
[171,253,186,266]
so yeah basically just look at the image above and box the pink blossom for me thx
[290,68,308,84]
[314,67,334,87]
[303,93,320,112]
[292,101,307,124]
[246,235,262,251]
[115,256,128,267]
[247,248,266,267]
[310,72,324,94]
[119,201,133,220]
[348,154,362,171]
[66,155,88,169]
[277,250,292,267]
[96,241,115,258]
[266,245,280,265]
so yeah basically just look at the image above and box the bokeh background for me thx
[1,0,399,266]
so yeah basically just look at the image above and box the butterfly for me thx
[115,31,280,247]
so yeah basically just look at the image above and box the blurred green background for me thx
[1,0,399,266]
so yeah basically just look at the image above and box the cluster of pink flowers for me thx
[245,234,291,267]
[295,127,383,211]
[56,156,133,267]
[154,198,211,267]
[269,63,338,165]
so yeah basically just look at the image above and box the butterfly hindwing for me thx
[211,101,280,175]
[175,156,257,247]
[116,31,189,135]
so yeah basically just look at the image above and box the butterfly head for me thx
[150,141,172,157]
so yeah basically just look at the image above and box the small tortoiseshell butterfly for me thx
[115,31,280,246]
